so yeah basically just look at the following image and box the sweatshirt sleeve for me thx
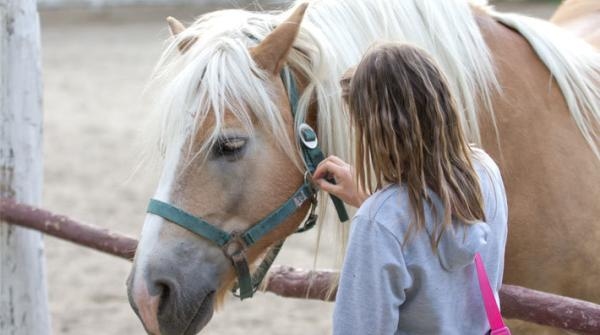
[333,215,411,335]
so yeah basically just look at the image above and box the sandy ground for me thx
[40,2,557,334]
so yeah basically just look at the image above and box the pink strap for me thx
[474,253,506,331]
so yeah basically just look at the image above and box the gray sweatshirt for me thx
[333,150,508,335]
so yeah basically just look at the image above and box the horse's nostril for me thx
[153,279,175,314]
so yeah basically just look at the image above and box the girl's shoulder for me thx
[351,185,410,251]
[355,183,411,229]
[470,147,504,185]
[470,147,508,221]
[471,147,501,177]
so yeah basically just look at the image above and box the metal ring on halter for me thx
[303,170,311,184]
[296,173,319,234]
[303,170,318,195]
[222,231,248,259]
[302,171,318,207]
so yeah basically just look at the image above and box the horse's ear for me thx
[166,16,198,52]
[250,3,308,75]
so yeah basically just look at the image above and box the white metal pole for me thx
[0,0,51,334]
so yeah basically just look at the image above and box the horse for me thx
[126,0,600,334]
[551,0,600,49]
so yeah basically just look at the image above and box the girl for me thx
[314,43,508,334]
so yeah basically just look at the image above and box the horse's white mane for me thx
[148,0,501,160]
[147,0,600,237]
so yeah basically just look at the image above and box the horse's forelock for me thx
[146,10,302,169]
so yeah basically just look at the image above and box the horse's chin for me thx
[156,290,215,335]
[180,291,216,335]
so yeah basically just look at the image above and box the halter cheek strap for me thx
[285,69,349,222]
[298,124,349,222]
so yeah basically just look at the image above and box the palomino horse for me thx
[551,0,600,48]
[126,0,600,334]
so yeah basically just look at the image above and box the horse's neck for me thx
[469,10,524,154]
[470,9,586,162]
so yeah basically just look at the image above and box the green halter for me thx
[147,67,348,300]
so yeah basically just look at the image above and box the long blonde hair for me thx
[344,42,486,249]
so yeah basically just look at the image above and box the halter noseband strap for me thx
[146,67,348,300]
[148,179,312,248]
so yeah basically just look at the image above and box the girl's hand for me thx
[312,155,368,208]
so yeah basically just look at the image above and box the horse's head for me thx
[126,4,315,334]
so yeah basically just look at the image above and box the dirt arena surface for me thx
[41,2,558,334]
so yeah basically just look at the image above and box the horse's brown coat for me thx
[476,11,600,333]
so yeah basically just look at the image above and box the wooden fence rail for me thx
[1,198,599,334]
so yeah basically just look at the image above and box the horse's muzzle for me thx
[127,250,219,335]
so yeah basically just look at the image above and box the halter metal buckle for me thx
[298,123,318,149]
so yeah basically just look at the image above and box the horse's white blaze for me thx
[135,138,184,273]
[130,140,183,333]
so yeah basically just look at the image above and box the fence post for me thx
[0,0,51,334]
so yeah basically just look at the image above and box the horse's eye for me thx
[214,137,247,159]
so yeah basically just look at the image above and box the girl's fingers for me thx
[315,178,343,195]
[313,161,347,181]
[312,155,360,205]
[314,156,349,178]
[313,161,333,179]
[326,155,347,166]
